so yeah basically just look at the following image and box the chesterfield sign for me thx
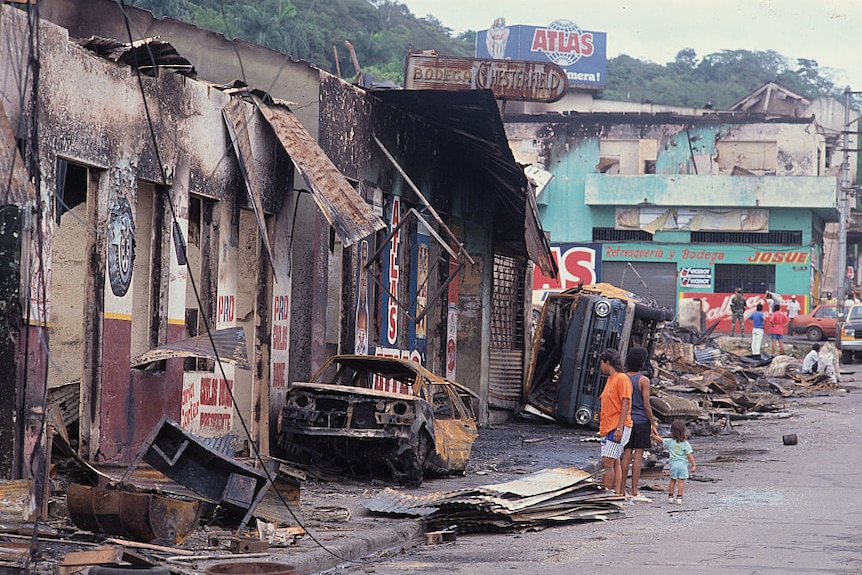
[404,53,568,103]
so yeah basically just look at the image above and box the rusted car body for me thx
[524,283,673,427]
[277,355,478,486]
[788,304,837,341]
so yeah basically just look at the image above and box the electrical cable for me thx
[113,0,360,564]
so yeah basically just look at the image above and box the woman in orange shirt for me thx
[599,348,633,496]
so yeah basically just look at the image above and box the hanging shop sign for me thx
[405,53,568,103]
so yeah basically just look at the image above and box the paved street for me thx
[323,365,862,575]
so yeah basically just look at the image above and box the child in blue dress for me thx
[651,419,696,505]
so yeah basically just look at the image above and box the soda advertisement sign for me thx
[680,292,808,333]
[532,243,601,305]
[476,19,607,88]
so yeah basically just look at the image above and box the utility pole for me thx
[837,86,853,350]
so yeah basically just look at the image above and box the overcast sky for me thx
[398,0,862,90]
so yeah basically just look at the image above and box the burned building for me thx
[0,4,382,480]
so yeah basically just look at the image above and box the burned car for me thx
[523,283,674,427]
[277,355,478,486]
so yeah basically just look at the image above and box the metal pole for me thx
[838,87,851,334]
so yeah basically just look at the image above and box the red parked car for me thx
[787,304,838,341]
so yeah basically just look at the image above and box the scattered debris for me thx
[66,483,202,544]
[121,416,271,534]
[782,434,798,446]
[363,467,622,533]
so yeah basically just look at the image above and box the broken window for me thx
[185,195,216,372]
[599,139,656,175]
[54,160,87,224]
[715,140,777,175]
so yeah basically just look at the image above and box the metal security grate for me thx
[691,230,802,245]
[592,227,654,242]
[490,254,526,349]
[714,263,776,294]
[489,254,527,409]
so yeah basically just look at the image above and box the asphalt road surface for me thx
[332,365,862,575]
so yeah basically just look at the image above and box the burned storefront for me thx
[0,4,381,485]
[317,77,556,425]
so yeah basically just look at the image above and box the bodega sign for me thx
[405,53,568,103]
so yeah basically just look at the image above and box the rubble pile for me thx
[649,331,839,427]
[362,467,623,533]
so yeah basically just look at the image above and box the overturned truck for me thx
[523,283,674,426]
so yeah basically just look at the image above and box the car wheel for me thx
[841,350,853,364]
[388,443,423,488]
[806,326,824,341]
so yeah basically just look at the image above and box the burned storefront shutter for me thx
[488,254,528,409]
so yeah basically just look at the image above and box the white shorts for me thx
[600,426,632,459]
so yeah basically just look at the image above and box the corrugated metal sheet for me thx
[0,99,36,205]
[253,95,385,247]
[362,467,621,532]
[129,327,250,369]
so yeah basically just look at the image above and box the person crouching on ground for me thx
[598,348,633,496]
[651,420,696,505]
[620,347,658,503]
[802,343,821,374]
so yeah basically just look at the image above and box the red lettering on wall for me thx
[272,325,288,351]
[272,362,286,388]
[199,377,233,408]
[747,251,809,264]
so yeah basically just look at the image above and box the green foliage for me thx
[124,1,844,102]
[603,48,844,108]
[125,0,472,84]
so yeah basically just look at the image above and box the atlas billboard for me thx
[476,18,607,89]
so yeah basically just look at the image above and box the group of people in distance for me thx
[730,288,798,355]
[598,347,696,505]
[730,288,830,376]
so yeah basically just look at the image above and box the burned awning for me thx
[130,327,250,369]
[371,89,557,278]
[252,94,385,247]
[77,36,196,77]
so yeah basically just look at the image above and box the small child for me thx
[651,420,696,505]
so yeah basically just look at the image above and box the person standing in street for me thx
[651,420,696,505]
[598,349,632,496]
[729,287,746,336]
[787,296,801,321]
[620,347,657,503]
[769,303,789,354]
[749,303,766,355]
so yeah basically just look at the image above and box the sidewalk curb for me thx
[289,519,425,574]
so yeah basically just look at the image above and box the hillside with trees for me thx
[128,0,844,108]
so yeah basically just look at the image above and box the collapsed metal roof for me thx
[77,35,196,78]
[371,89,557,277]
[254,94,386,247]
